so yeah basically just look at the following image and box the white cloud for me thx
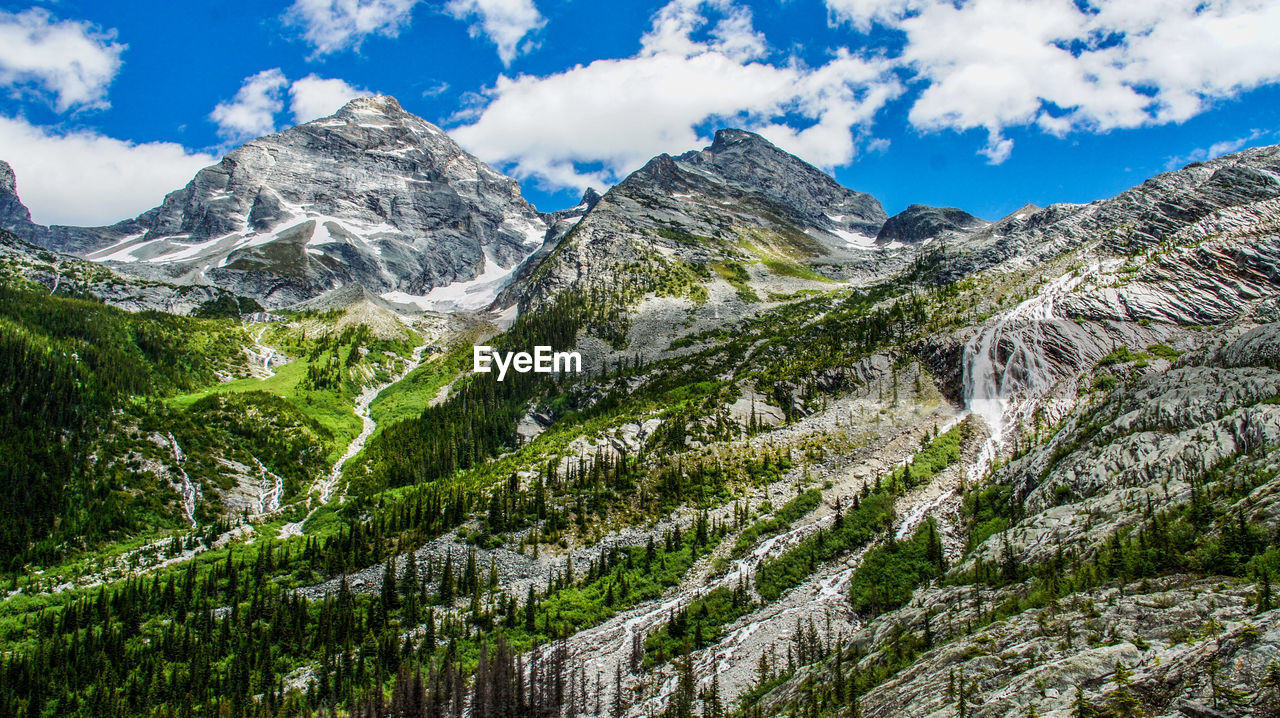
[285,0,420,56]
[640,0,766,62]
[452,0,900,190]
[827,0,1280,164]
[289,74,372,123]
[421,81,450,97]
[445,0,545,66]
[824,0,927,31]
[211,70,373,138]
[0,9,125,112]
[209,69,288,142]
[1164,129,1268,170]
[0,116,216,226]
[286,0,543,63]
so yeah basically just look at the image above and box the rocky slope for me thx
[0,228,242,313]
[2,96,548,309]
[514,129,895,313]
[5,107,1280,718]
[876,204,988,245]
[939,146,1280,280]
[752,325,1280,718]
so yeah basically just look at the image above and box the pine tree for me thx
[525,584,537,633]
[1258,565,1274,614]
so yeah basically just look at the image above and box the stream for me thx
[280,340,433,537]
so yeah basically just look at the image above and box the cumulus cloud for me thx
[209,69,288,142]
[445,0,545,66]
[824,0,927,31]
[0,9,125,112]
[827,0,1280,164]
[0,116,216,226]
[289,74,372,123]
[287,0,543,63]
[1164,129,1269,170]
[285,0,420,56]
[212,70,370,140]
[452,0,900,190]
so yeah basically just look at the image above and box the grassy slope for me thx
[167,355,362,464]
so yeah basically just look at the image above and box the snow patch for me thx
[87,232,151,262]
[827,227,878,249]
[381,250,516,312]
[500,211,547,246]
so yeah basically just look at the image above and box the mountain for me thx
[0,228,250,313]
[875,203,987,245]
[5,105,1280,718]
[1,160,151,256]
[521,129,890,306]
[2,96,548,309]
[511,129,900,365]
[941,146,1280,281]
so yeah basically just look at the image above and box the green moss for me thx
[760,257,832,282]
[1147,343,1182,361]
[711,260,759,302]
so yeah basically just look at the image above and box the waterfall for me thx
[255,458,283,514]
[167,432,201,528]
[961,269,1084,481]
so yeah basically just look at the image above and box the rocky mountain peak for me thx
[876,204,986,245]
[331,94,407,120]
[2,95,547,309]
[707,128,777,154]
[514,130,901,313]
[579,187,603,211]
[0,160,31,227]
[677,129,887,237]
[0,160,15,195]
[629,153,687,191]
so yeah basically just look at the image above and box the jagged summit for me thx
[514,129,896,311]
[707,127,772,151]
[876,204,987,245]
[677,129,887,238]
[579,187,602,210]
[1,95,548,308]
[627,153,685,191]
[332,94,407,118]
[0,160,31,227]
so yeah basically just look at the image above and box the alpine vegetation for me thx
[1,95,1279,718]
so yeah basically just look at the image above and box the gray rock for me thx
[1,96,549,308]
[514,128,897,319]
[876,204,987,245]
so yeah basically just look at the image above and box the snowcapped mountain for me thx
[2,96,548,309]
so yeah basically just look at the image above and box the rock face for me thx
[0,161,29,227]
[0,229,239,314]
[680,129,886,238]
[875,204,986,245]
[516,129,892,311]
[942,146,1280,280]
[1,97,548,308]
[0,160,148,256]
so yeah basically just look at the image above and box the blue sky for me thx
[1,0,1278,226]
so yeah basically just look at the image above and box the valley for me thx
[1,97,1278,718]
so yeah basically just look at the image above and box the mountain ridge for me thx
[4,96,1280,718]
[2,96,550,309]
